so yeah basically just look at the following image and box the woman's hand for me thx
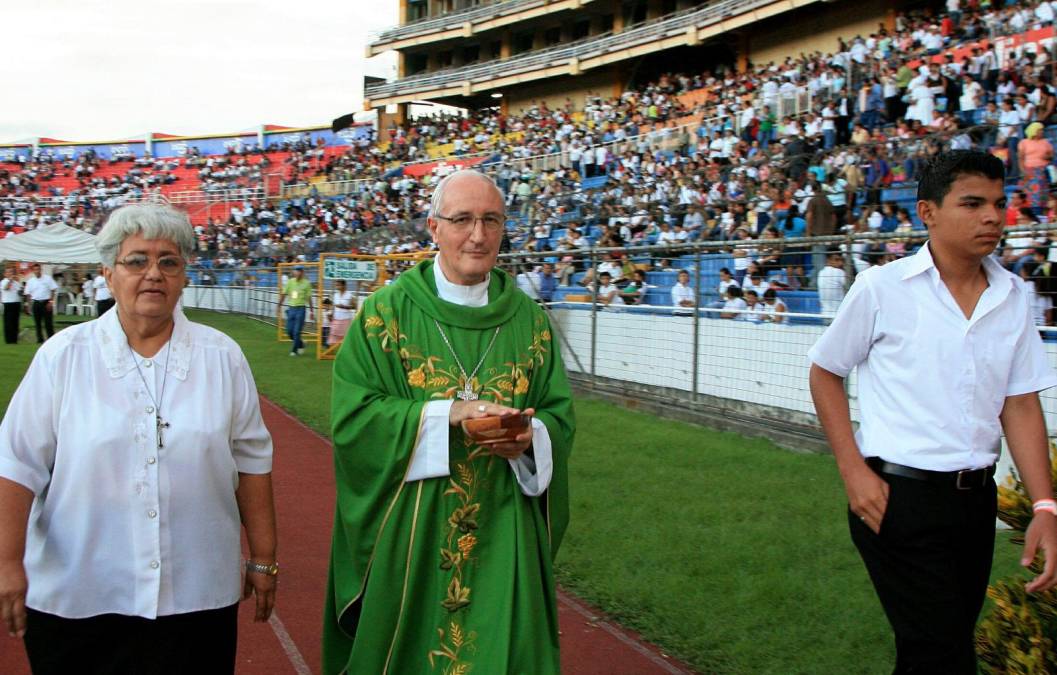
[243,568,277,623]
[0,558,28,638]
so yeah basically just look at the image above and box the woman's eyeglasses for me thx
[115,255,185,276]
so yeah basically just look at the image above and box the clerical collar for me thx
[433,258,490,308]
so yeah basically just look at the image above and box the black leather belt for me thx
[866,457,996,490]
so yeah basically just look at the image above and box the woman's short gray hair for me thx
[429,169,503,219]
[96,203,196,268]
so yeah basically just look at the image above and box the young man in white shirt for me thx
[593,271,623,307]
[809,151,1057,673]
[670,269,695,316]
[23,263,57,343]
[816,251,847,315]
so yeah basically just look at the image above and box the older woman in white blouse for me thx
[0,203,277,674]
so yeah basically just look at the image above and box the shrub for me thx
[976,447,1057,674]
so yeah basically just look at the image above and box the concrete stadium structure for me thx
[364,0,904,125]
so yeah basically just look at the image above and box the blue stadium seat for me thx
[644,290,670,306]
[580,176,609,190]
[777,290,822,325]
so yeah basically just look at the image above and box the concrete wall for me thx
[548,305,1057,476]
[503,68,617,118]
[180,289,1054,479]
[747,0,890,68]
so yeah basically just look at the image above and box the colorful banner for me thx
[263,124,374,149]
[37,141,148,161]
[152,134,258,158]
[0,146,32,162]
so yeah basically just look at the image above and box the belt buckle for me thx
[956,469,981,490]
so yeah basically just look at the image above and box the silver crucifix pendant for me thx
[457,383,478,401]
[156,416,171,448]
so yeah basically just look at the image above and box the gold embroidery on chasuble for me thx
[369,306,555,674]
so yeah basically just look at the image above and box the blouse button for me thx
[146,406,155,414]
[144,360,153,368]
[148,509,157,519]
[149,560,160,569]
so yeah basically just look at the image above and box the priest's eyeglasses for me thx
[115,255,185,276]
[434,214,505,232]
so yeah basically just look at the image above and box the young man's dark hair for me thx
[916,150,1004,206]
[763,288,778,301]
[727,285,743,298]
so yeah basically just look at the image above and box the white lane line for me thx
[557,590,690,675]
[269,611,313,675]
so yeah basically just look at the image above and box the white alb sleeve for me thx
[406,400,454,482]
[507,418,553,497]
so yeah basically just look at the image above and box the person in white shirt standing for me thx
[92,266,114,316]
[0,203,277,673]
[809,151,1057,673]
[329,279,357,345]
[23,263,57,343]
[816,250,847,316]
[2,265,23,344]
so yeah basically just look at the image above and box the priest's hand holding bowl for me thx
[449,400,535,460]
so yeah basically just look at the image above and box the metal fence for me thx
[180,229,1057,453]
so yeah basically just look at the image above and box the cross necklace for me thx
[129,341,173,449]
[433,319,501,401]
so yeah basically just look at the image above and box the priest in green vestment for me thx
[323,170,576,675]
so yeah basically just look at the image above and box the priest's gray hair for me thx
[429,169,504,219]
[96,203,196,268]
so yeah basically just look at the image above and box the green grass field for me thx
[0,309,1030,674]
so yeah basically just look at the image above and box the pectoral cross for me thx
[456,381,478,401]
[156,416,171,449]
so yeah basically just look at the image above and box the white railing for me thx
[370,0,555,46]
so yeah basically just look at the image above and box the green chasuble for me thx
[323,259,575,675]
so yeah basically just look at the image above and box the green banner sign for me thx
[323,259,378,281]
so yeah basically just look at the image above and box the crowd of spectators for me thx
[5,0,1057,318]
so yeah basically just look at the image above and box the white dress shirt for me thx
[0,308,273,619]
[405,260,553,496]
[808,243,1057,471]
[93,274,112,301]
[24,274,58,301]
[1,278,21,303]
[671,282,694,314]
[817,266,847,314]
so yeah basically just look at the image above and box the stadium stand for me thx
[6,1,1057,321]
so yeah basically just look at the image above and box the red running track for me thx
[0,396,694,674]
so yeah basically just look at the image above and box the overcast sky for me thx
[2,0,399,144]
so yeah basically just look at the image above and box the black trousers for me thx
[24,603,238,675]
[97,297,115,316]
[849,470,997,675]
[31,299,54,342]
[3,301,19,343]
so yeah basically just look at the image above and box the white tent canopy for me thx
[0,223,100,264]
